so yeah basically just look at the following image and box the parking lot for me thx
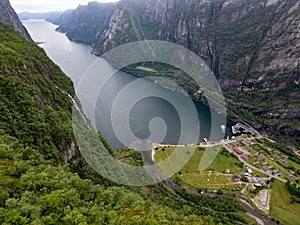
[252,189,270,213]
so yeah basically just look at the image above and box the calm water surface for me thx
[24,20,232,149]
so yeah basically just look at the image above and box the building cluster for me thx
[232,143,255,160]
[248,150,283,177]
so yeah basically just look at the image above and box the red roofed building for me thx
[232,143,240,147]
[248,154,255,158]
[233,147,243,155]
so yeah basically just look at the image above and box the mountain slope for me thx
[59,0,300,147]
[0,21,76,162]
[46,9,74,25]
[57,2,115,44]
[0,0,32,41]
[0,2,253,224]
[0,20,251,225]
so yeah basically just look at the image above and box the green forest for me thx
[0,22,251,224]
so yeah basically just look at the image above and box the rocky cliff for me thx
[93,0,299,91]
[46,9,74,25]
[57,1,115,44]
[0,0,32,41]
[58,0,300,146]
[0,3,256,224]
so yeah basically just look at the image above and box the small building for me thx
[234,148,243,155]
[248,154,256,158]
[254,183,262,188]
[248,169,253,174]
[253,161,260,165]
[262,166,267,171]
[232,143,240,148]
[268,166,273,170]
[274,150,280,155]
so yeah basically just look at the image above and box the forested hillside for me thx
[0,15,253,225]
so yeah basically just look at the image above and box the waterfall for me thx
[55,85,91,129]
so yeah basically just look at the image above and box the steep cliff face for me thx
[57,2,115,44]
[0,0,32,41]
[91,0,300,146]
[55,0,299,146]
[46,9,74,25]
[94,0,299,92]
[0,16,251,225]
[92,0,299,88]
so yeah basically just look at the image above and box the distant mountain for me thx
[56,0,300,147]
[18,10,75,26]
[56,1,115,44]
[18,11,63,21]
[0,0,32,41]
[46,9,74,25]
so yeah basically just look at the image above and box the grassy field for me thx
[286,158,300,171]
[154,146,245,189]
[155,146,243,173]
[177,172,243,189]
[251,169,268,177]
[269,180,300,225]
[242,143,257,154]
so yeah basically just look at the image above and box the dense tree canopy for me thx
[0,22,249,224]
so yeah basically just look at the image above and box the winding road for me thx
[142,145,281,225]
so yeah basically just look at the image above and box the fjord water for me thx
[23,20,232,149]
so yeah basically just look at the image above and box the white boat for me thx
[221,125,226,133]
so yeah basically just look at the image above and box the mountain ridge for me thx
[0,13,250,225]
[0,0,32,41]
[0,2,298,224]
[56,1,116,44]
[57,0,300,147]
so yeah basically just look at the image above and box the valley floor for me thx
[152,131,300,225]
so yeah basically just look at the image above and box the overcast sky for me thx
[10,0,119,13]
